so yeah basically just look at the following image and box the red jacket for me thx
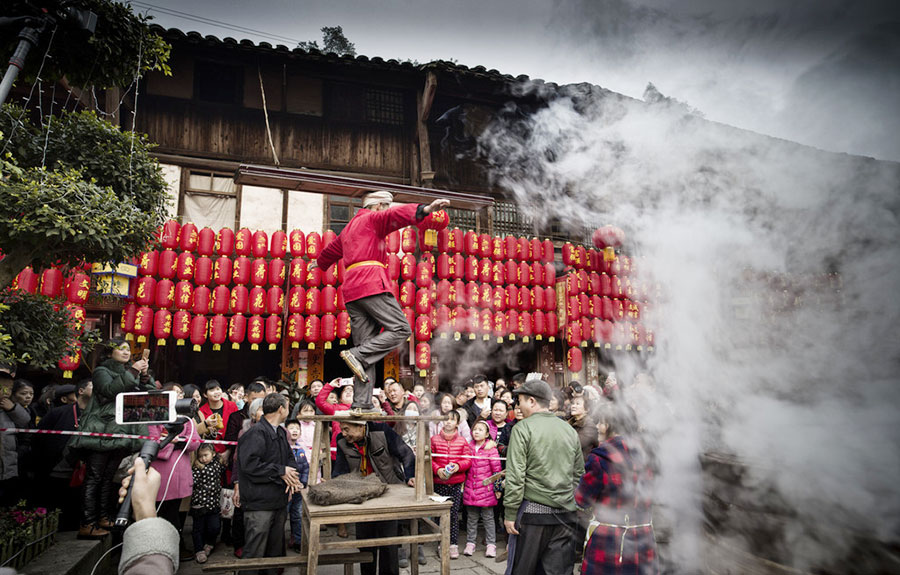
[316,382,351,460]
[430,431,472,485]
[317,204,422,303]
[198,399,239,454]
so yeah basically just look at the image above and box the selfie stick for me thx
[115,399,197,530]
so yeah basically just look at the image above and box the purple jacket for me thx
[150,423,202,502]
[462,441,502,507]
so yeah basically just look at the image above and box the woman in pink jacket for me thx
[430,410,472,558]
[149,418,202,557]
[462,420,502,558]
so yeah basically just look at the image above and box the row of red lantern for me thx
[13,267,92,304]
[284,312,352,350]
[564,319,654,350]
[400,306,560,343]
[564,270,654,302]
[389,254,557,288]
[137,253,347,289]
[388,227,556,263]
[398,280,559,314]
[562,244,635,275]
[156,220,334,260]
[567,294,643,323]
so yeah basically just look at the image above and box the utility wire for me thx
[128,1,303,46]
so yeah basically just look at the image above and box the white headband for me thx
[362,191,393,208]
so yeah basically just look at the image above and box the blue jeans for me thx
[191,510,221,551]
[287,492,303,545]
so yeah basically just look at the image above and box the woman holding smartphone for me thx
[70,339,156,539]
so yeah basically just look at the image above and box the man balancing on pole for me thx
[314,191,450,416]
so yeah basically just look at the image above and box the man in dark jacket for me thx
[462,374,493,429]
[236,393,302,574]
[334,421,416,575]
[223,380,266,550]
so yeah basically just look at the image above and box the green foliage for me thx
[0,290,100,370]
[1,0,171,88]
[299,26,356,57]
[0,106,169,282]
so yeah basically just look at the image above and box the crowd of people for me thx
[1,344,660,575]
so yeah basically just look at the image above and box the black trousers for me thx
[243,508,286,575]
[81,448,130,526]
[512,517,576,575]
[357,519,399,575]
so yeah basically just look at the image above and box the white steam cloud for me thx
[478,87,900,571]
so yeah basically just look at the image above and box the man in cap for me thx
[503,378,584,575]
[315,191,450,416]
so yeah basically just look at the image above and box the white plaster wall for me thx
[240,185,284,233]
[287,191,323,233]
[158,163,181,218]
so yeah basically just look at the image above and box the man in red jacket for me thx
[316,191,450,415]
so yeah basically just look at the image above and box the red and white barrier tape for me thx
[0,427,237,446]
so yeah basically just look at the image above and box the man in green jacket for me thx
[504,378,584,575]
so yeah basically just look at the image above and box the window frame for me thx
[178,169,242,230]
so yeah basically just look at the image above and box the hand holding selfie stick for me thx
[114,398,197,530]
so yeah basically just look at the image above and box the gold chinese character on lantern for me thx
[254,294,264,307]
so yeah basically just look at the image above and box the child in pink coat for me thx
[462,420,502,558]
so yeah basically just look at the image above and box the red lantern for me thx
[40,268,63,298]
[211,256,231,286]
[386,231,401,253]
[196,227,215,256]
[416,261,434,288]
[400,254,416,281]
[539,239,553,263]
[66,272,91,304]
[447,253,463,281]
[414,314,431,342]
[65,304,86,332]
[566,321,583,347]
[154,278,174,309]
[626,300,641,320]
[286,314,304,349]
[448,280,463,306]
[517,287,530,312]
[446,228,463,254]
[13,267,39,293]
[261,260,283,288]
[532,286,545,311]
[489,286,505,312]
[288,286,306,314]
[461,256,476,282]
[121,303,137,339]
[526,238,539,262]
[436,254,451,280]
[471,258,487,284]
[573,246,586,270]
[172,310,191,346]
[250,258,267,287]
[209,314,228,351]
[503,261,517,286]
[321,285,337,314]
[160,219,180,250]
[270,230,287,258]
[492,311,508,342]
[397,280,414,308]
[266,314,282,350]
[515,237,528,261]
[230,285,249,314]
[518,261,531,287]
[179,223,198,252]
[322,229,337,251]
[562,243,575,267]
[529,262,543,287]
[135,276,155,306]
[250,230,267,258]
[305,286,321,315]
[134,306,153,343]
[462,281,479,308]
[543,262,556,287]
[193,256,212,286]
[289,258,307,286]
[612,299,626,321]
[192,286,211,315]
[248,286,266,315]
[175,252,193,281]
[320,313,336,349]
[235,228,253,256]
[336,311,351,344]
[153,309,172,345]
[210,285,230,315]
[434,280,451,306]
[289,230,305,257]
[488,261,503,285]
[266,287,283,315]
[304,315,321,349]
[57,343,81,379]
[463,231,479,256]
[580,316,592,347]
[415,342,431,376]
[567,347,583,373]
[507,310,519,340]
[590,295,602,318]
[475,283,489,309]
[306,232,321,259]
[228,313,251,350]
[546,311,558,341]
[519,311,533,342]
[486,236,502,261]
[247,315,265,350]
[138,250,158,276]
[475,234,489,259]
[387,254,401,281]
[415,288,432,315]
[532,310,546,341]
[216,227,235,256]
[399,227,416,254]
[544,288,557,312]
[230,256,249,285]
[499,236,513,261]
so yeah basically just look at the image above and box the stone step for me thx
[21,531,114,575]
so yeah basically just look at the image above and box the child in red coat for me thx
[462,420,502,557]
[430,410,472,558]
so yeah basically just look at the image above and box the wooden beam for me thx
[421,71,438,122]
[416,73,436,189]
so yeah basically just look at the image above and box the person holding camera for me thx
[70,339,156,539]
[117,458,179,575]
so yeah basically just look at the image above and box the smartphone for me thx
[115,391,177,425]
[141,349,150,361]
[339,377,354,387]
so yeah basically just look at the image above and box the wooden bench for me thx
[201,550,372,574]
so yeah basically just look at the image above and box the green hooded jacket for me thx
[69,359,156,452]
